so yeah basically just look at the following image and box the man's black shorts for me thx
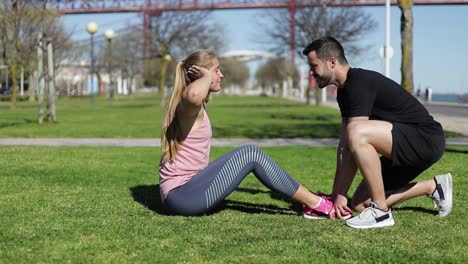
[382,122,445,190]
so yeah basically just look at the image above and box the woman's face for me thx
[208,58,224,92]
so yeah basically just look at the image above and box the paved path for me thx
[323,100,468,136]
[0,137,466,147]
[0,98,466,147]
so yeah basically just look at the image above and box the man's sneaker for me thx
[346,202,395,229]
[431,173,453,217]
[302,197,333,220]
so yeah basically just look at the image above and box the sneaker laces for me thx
[358,206,377,219]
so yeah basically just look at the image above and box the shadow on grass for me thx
[445,148,468,154]
[110,103,155,109]
[212,123,340,138]
[129,184,165,214]
[129,185,299,216]
[392,206,436,215]
[212,103,299,109]
[0,118,35,128]
[215,200,298,216]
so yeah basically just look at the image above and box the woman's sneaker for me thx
[346,202,395,229]
[302,194,352,220]
[303,204,329,219]
[431,173,453,217]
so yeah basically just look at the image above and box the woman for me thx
[159,49,346,218]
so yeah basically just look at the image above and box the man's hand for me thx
[331,194,352,219]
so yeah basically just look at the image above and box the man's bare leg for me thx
[351,179,436,212]
[347,120,393,210]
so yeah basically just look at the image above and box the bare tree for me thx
[0,1,70,111]
[256,1,377,104]
[148,11,226,102]
[150,11,225,58]
[258,2,376,59]
[398,0,414,93]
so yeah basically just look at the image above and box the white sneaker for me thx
[346,202,395,229]
[431,173,453,217]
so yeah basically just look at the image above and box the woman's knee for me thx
[238,145,262,154]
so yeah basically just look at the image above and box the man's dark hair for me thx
[302,36,348,64]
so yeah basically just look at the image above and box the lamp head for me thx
[86,22,98,35]
[105,29,115,40]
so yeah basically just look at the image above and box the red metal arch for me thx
[34,0,468,14]
[47,0,468,64]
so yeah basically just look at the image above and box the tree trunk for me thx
[28,72,35,102]
[47,40,56,122]
[398,0,414,93]
[10,64,17,110]
[159,58,169,105]
[37,32,45,124]
[314,86,321,106]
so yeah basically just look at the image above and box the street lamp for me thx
[105,29,115,106]
[86,21,98,109]
[80,60,86,96]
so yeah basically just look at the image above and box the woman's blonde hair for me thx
[161,50,217,162]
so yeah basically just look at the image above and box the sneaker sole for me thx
[303,213,328,220]
[439,173,453,217]
[346,218,395,229]
[303,213,352,220]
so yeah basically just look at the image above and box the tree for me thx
[0,1,70,112]
[219,58,250,92]
[398,0,414,93]
[255,57,298,97]
[147,11,226,102]
[95,29,144,97]
[256,0,377,104]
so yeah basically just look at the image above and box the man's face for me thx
[307,51,333,89]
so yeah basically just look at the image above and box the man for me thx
[302,36,452,229]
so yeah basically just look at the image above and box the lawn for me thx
[0,94,354,138]
[1,146,466,263]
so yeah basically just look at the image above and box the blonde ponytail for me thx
[161,62,186,161]
[161,50,217,161]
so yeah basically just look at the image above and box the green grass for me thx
[1,146,466,263]
[1,94,464,138]
[0,94,345,138]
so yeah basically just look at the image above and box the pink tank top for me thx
[159,108,212,200]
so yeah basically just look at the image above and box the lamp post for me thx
[384,0,392,78]
[80,60,86,96]
[86,21,98,109]
[105,29,115,106]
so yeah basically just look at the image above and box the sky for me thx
[61,4,468,94]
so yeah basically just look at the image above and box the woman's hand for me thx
[187,65,212,83]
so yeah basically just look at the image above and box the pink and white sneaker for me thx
[302,197,333,220]
[303,193,353,220]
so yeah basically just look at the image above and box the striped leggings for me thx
[164,145,300,216]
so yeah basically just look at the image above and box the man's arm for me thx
[331,117,359,218]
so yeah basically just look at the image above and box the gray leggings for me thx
[164,145,300,216]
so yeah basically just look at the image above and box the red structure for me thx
[42,0,468,13]
[46,0,468,63]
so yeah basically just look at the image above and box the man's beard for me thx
[316,75,330,89]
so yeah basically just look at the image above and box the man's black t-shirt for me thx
[337,68,436,125]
